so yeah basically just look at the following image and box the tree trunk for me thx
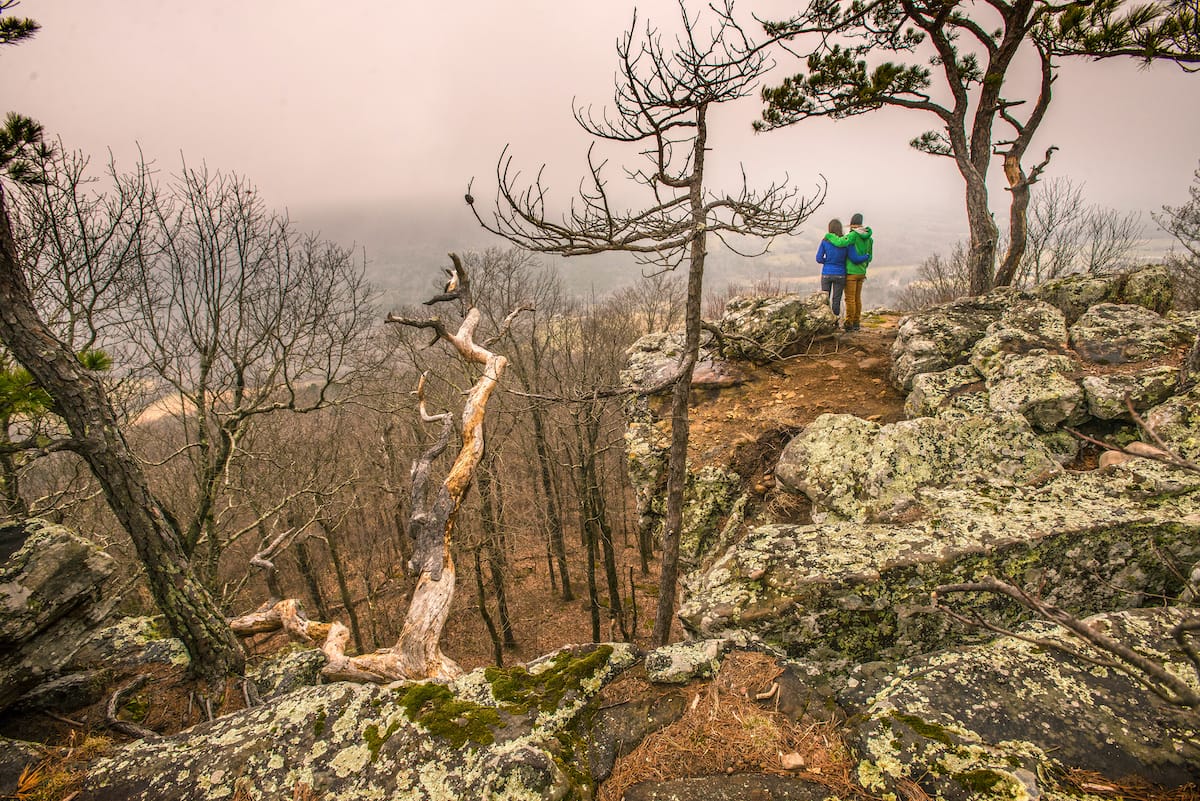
[473,544,504,666]
[0,186,245,683]
[652,105,707,646]
[532,404,573,600]
[321,519,365,655]
[964,171,999,296]
[996,165,1032,288]
[294,536,332,622]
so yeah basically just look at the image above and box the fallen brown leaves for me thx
[598,651,873,801]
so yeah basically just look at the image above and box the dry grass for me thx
[598,651,873,801]
[1061,769,1200,801]
[12,732,111,801]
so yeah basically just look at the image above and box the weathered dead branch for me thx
[229,254,522,683]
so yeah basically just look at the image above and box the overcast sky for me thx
[3,0,1198,299]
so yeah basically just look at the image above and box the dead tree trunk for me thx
[231,255,525,683]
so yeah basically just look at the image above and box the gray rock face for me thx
[773,413,1058,522]
[681,460,1200,664]
[83,643,637,801]
[1082,366,1180,420]
[1030,264,1173,324]
[716,293,837,362]
[644,639,729,684]
[0,519,118,712]
[984,352,1088,430]
[903,365,985,418]
[890,295,1012,391]
[1069,302,1191,365]
[851,608,1199,799]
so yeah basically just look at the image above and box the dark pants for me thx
[821,274,846,317]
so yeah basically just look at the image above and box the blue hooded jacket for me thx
[816,234,868,277]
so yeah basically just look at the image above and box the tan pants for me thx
[845,274,865,325]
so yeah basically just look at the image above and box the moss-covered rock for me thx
[83,643,638,800]
[716,293,837,362]
[984,352,1088,430]
[681,459,1200,664]
[774,413,1058,522]
[903,365,986,419]
[1081,365,1179,420]
[890,295,1014,392]
[1030,264,1172,325]
[644,639,729,684]
[967,299,1069,382]
[850,608,1199,800]
[1069,303,1191,365]
[1144,385,1200,460]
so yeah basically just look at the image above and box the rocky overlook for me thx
[2,264,1198,800]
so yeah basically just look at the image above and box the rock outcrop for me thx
[0,519,119,712]
[83,643,636,801]
[848,608,1199,798]
[681,458,1200,664]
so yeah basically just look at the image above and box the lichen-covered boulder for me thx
[850,608,1199,799]
[774,413,1058,522]
[1081,366,1179,420]
[644,639,729,684]
[680,467,743,567]
[716,293,836,362]
[903,365,986,418]
[251,647,327,700]
[1068,303,1190,365]
[680,459,1200,664]
[1144,385,1200,460]
[1031,264,1172,324]
[984,352,1088,430]
[890,293,1016,391]
[967,299,1068,381]
[620,332,744,395]
[83,643,637,801]
[70,616,189,670]
[0,519,119,712]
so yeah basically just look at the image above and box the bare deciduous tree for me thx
[471,0,823,645]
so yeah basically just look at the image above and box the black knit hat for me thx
[850,213,864,226]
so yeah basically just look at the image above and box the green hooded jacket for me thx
[845,226,873,276]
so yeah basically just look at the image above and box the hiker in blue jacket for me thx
[815,218,868,325]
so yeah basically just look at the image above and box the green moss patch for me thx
[485,645,614,714]
[393,682,502,748]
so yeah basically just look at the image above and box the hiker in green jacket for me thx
[843,213,874,332]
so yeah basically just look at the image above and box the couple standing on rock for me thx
[815,213,874,331]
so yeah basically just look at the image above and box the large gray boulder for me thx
[83,643,637,801]
[890,293,1015,391]
[774,412,1058,522]
[1082,365,1180,420]
[0,519,119,712]
[1030,264,1173,324]
[716,293,837,362]
[983,352,1088,430]
[1069,302,1191,365]
[967,299,1069,381]
[680,459,1200,664]
[850,608,1199,799]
